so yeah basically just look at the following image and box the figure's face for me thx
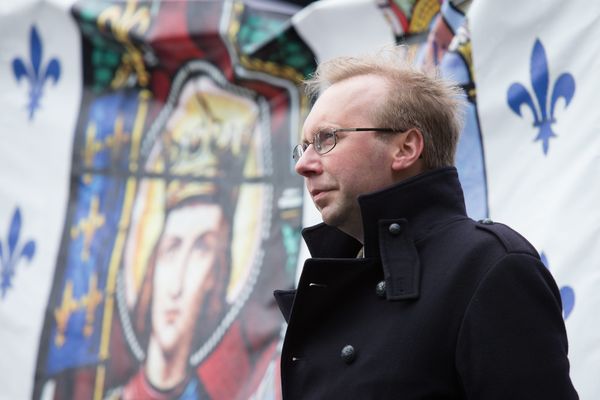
[151,202,227,357]
[295,74,398,239]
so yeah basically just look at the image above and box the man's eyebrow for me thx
[308,125,331,137]
[300,129,317,144]
[301,125,333,144]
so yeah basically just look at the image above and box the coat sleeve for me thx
[455,252,578,399]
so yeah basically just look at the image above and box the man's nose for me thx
[295,145,323,177]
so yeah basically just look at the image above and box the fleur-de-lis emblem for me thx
[0,208,36,298]
[97,1,151,87]
[540,252,575,319]
[12,25,61,120]
[507,39,575,155]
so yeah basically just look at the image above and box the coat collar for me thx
[300,167,467,301]
[359,166,467,257]
[302,167,467,259]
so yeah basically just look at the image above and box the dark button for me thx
[375,280,386,298]
[341,345,356,364]
[388,223,402,235]
[478,218,494,225]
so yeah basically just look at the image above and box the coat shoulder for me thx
[472,218,538,256]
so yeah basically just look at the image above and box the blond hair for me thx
[304,46,465,169]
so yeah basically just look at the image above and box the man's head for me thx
[303,46,465,170]
[295,46,464,241]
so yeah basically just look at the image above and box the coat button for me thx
[388,223,402,235]
[375,280,386,298]
[341,345,356,364]
[478,218,494,225]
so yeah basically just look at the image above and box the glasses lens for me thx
[292,144,304,162]
[315,128,336,154]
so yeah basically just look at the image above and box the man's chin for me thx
[320,209,342,228]
[321,208,361,239]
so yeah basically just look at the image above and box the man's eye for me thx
[319,131,335,144]
[321,130,334,138]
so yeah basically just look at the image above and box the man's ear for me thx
[391,128,424,172]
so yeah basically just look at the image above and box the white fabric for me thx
[470,1,600,397]
[0,2,81,399]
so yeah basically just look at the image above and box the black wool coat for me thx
[274,167,578,399]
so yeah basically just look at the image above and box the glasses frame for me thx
[292,127,397,162]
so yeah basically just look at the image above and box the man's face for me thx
[295,74,398,238]
[151,202,227,357]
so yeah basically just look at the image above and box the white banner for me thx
[0,1,80,399]
[470,1,600,398]
[0,0,597,399]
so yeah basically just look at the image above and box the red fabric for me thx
[148,1,204,74]
[197,321,250,400]
[73,369,95,400]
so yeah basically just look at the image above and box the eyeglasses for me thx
[292,127,397,162]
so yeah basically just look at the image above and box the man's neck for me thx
[337,219,364,244]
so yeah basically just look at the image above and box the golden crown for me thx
[160,74,259,209]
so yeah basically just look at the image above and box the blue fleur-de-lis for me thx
[12,25,61,120]
[0,207,36,298]
[540,252,575,320]
[507,39,575,155]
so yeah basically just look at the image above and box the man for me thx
[274,47,578,399]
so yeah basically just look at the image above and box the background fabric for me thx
[0,0,597,399]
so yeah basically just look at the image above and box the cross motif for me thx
[83,122,103,183]
[70,196,105,261]
[105,115,131,160]
[53,280,76,347]
[82,273,103,337]
[53,274,104,347]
